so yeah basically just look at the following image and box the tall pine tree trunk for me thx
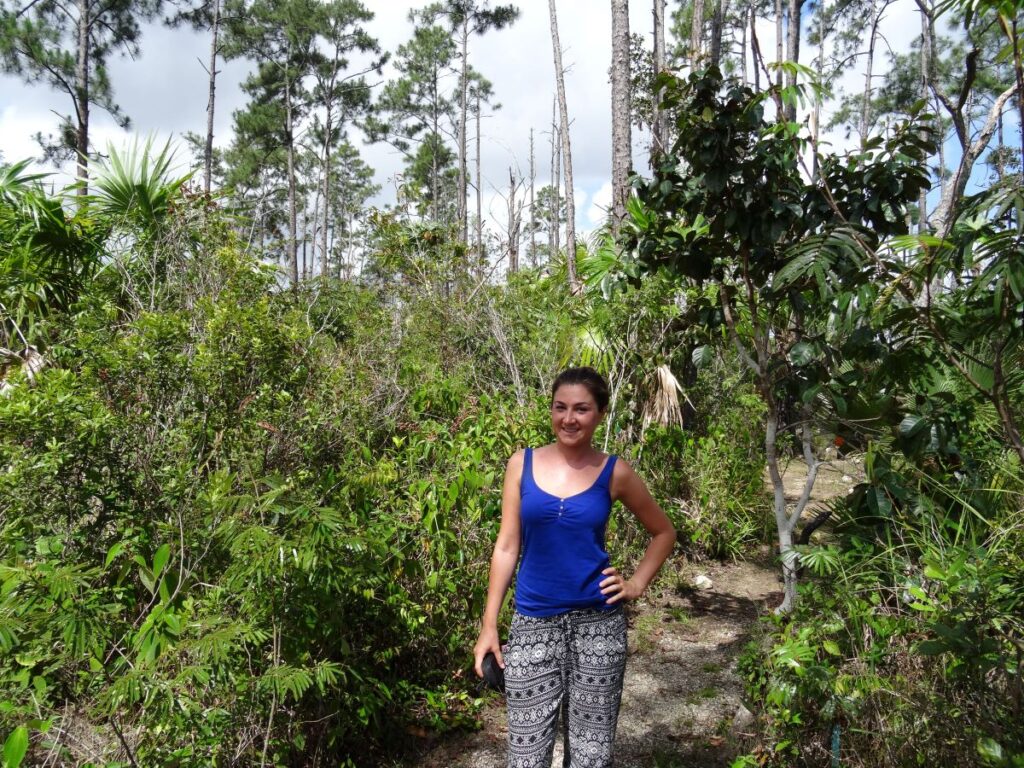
[476,89,483,268]
[204,0,220,196]
[548,0,579,293]
[611,0,632,233]
[785,0,802,122]
[740,1,748,84]
[507,167,520,275]
[710,0,727,69]
[652,0,668,161]
[811,2,825,179]
[458,20,469,243]
[551,99,560,262]
[918,4,929,232]
[691,0,705,65]
[321,136,331,280]
[860,0,881,140]
[751,5,760,90]
[75,0,90,195]
[529,127,536,266]
[775,0,784,89]
[285,73,299,286]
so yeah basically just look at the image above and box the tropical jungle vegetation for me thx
[1,0,1022,766]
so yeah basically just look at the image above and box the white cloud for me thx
[586,180,612,229]
[1,1,940,235]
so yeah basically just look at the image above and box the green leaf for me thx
[790,341,817,367]
[138,566,155,595]
[899,415,929,439]
[692,345,713,368]
[152,544,170,580]
[977,736,1004,762]
[104,542,124,569]
[3,726,29,768]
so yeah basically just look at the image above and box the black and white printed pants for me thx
[505,607,628,768]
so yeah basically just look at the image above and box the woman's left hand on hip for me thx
[600,566,642,604]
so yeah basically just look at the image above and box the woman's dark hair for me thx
[551,367,610,412]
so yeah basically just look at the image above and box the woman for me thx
[473,367,676,768]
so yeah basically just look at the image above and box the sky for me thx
[0,0,927,239]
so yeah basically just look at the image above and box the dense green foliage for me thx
[618,65,1022,767]
[0,154,771,764]
[2,0,1022,761]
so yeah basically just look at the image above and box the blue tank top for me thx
[514,447,618,617]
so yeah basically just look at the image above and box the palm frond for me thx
[642,363,688,430]
[88,136,193,233]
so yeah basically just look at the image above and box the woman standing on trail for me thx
[473,367,676,768]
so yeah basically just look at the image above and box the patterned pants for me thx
[505,607,628,768]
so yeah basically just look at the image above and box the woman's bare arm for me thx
[473,449,524,674]
[601,459,676,604]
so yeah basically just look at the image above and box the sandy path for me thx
[408,457,860,767]
[410,556,781,768]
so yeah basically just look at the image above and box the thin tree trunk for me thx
[766,404,799,613]
[459,20,469,243]
[691,0,705,65]
[652,0,668,161]
[611,0,632,233]
[204,0,220,196]
[301,211,308,280]
[508,167,520,275]
[552,99,561,262]
[548,0,579,293]
[322,132,331,279]
[775,0,784,89]
[997,111,1006,181]
[785,0,802,122]
[931,85,1017,236]
[752,5,761,90]
[812,2,824,179]
[918,0,930,232]
[710,0,727,69]
[75,0,90,195]
[860,0,881,140]
[284,74,299,286]
[476,89,483,269]
[431,60,440,222]
[529,127,536,266]
[740,2,748,85]
[336,191,347,278]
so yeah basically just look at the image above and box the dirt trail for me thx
[411,557,780,768]
[411,458,861,768]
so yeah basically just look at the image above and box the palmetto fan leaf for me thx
[88,137,193,234]
[0,164,103,349]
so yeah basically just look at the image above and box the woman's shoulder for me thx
[609,455,637,482]
[505,448,528,471]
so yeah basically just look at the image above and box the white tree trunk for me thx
[548,0,580,292]
[204,0,220,196]
[611,0,632,233]
[75,0,90,195]
[652,0,668,160]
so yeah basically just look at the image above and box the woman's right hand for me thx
[473,625,504,678]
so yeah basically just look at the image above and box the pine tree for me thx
[428,1,519,242]
[369,9,459,223]
[0,0,163,192]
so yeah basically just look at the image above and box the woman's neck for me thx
[552,441,599,466]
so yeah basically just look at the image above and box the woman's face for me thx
[551,383,604,449]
